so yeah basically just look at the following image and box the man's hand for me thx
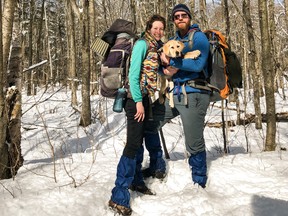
[135,102,145,122]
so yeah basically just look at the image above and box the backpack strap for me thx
[124,38,150,90]
[187,29,197,49]
[173,28,199,49]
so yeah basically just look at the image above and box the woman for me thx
[108,14,166,216]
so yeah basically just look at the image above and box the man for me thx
[160,3,210,188]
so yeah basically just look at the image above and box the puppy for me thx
[158,40,201,106]
[162,40,201,59]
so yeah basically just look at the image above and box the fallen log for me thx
[206,112,288,128]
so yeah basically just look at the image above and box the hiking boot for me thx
[142,168,166,180]
[129,184,155,195]
[108,200,132,216]
[142,168,154,178]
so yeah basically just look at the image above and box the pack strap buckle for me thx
[186,80,213,91]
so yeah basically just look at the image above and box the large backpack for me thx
[100,35,133,98]
[187,29,243,101]
[91,19,136,98]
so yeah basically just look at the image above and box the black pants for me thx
[123,96,150,158]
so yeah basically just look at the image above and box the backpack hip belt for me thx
[186,80,213,92]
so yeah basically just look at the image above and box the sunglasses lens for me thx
[174,14,188,20]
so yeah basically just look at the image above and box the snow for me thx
[1,86,288,216]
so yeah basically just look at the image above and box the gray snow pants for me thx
[147,92,210,155]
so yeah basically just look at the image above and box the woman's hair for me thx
[145,14,166,31]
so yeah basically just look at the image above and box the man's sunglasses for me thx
[174,13,189,20]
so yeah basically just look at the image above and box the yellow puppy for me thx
[158,40,201,106]
[162,40,200,59]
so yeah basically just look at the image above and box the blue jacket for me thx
[169,24,210,94]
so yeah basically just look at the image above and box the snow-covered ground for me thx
[1,86,288,216]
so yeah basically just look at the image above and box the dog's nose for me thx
[175,51,180,57]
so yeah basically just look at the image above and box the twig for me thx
[0,182,15,198]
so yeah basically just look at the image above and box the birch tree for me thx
[0,0,9,179]
[0,0,23,179]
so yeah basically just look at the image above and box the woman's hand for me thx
[135,102,145,122]
[160,52,170,66]
[163,66,178,76]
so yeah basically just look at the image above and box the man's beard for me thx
[176,22,189,30]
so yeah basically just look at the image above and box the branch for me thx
[69,0,81,19]
[22,60,48,72]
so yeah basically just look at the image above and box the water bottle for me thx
[113,88,127,113]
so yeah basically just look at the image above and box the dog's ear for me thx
[163,41,171,56]
[177,41,185,50]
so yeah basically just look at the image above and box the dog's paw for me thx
[184,50,201,59]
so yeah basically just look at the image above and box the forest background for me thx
[0,0,287,183]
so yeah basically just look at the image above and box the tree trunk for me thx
[189,0,195,20]
[79,0,91,127]
[242,0,262,129]
[0,0,19,179]
[0,0,9,179]
[7,28,24,177]
[268,0,278,93]
[27,0,35,96]
[2,0,16,85]
[199,0,208,29]
[44,3,53,85]
[36,0,45,87]
[130,0,137,33]
[66,0,78,106]
[166,0,174,38]
[89,0,97,95]
[284,0,288,30]
[223,0,230,44]
[7,1,24,177]
[258,0,276,151]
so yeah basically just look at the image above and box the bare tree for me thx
[130,0,137,32]
[222,0,230,43]
[7,2,24,177]
[0,0,22,179]
[66,0,78,106]
[242,0,262,129]
[190,0,195,20]
[199,0,208,29]
[0,0,9,179]
[35,0,46,87]
[79,0,91,127]
[2,0,16,84]
[284,0,288,30]
[89,0,98,95]
[27,0,35,95]
[258,0,276,151]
